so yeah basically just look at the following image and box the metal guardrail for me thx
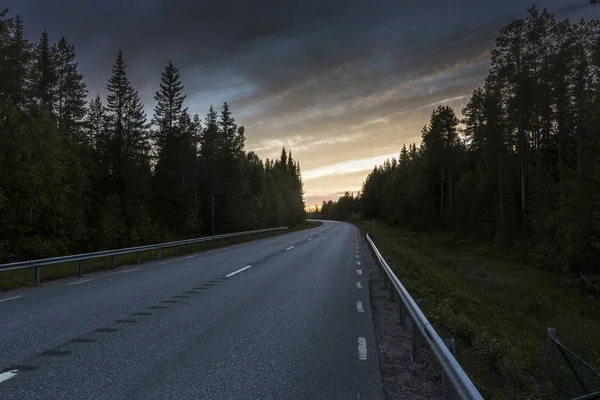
[0,227,288,284]
[366,233,483,400]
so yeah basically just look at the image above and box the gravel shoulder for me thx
[365,241,443,400]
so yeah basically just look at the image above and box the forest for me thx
[0,9,305,263]
[320,5,600,277]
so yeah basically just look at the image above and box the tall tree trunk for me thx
[211,178,215,235]
[448,169,452,209]
[440,169,444,217]
[498,156,504,228]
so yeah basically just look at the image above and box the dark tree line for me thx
[325,6,600,276]
[0,10,305,262]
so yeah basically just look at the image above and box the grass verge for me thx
[0,220,322,291]
[353,219,600,400]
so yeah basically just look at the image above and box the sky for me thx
[5,0,599,207]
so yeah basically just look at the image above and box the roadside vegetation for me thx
[354,219,600,399]
[313,4,600,398]
[0,9,305,266]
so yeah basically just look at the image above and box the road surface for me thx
[0,221,383,399]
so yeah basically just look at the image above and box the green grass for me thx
[0,221,322,291]
[354,219,600,400]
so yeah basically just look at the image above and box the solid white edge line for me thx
[0,369,18,383]
[225,265,253,278]
[356,261,361,265]
[160,260,172,265]
[357,269,362,275]
[358,337,367,360]
[115,268,139,274]
[356,282,362,289]
[69,279,93,285]
[183,255,196,259]
[356,301,364,313]
[0,295,23,303]
[285,246,295,251]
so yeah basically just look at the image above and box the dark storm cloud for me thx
[5,0,599,200]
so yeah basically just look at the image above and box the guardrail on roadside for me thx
[0,227,288,285]
[366,233,483,400]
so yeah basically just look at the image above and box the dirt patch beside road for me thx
[366,245,442,399]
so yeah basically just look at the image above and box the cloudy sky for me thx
[6,0,598,207]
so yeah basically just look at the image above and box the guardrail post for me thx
[188,243,192,254]
[111,255,116,269]
[175,246,179,257]
[542,327,557,383]
[136,251,141,264]
[34,265,40,285]
[157,247,162,261]
[78,260,83,277]
[399,297,408,328]
[411,298,423,364]
[443,338,459,400]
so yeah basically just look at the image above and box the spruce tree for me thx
[55,37,87,142]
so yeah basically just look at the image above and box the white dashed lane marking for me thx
[356,301,364,312]
[69,279,93,286]
[285,246,295,251]
[356,282,362,289]
[0,369,18,384]
[225,265,253,278]
[356,261,361,265]
[115,268,139,274]
[357,269,362,275]
[0,295,23,303]
[358,337,367,360]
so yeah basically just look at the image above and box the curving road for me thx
[0,221,383,400]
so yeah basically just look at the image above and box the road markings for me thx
[0,295,23,303]
[358,337,367,360]
[160,260,173,265]
[318,233,322,236]
[225,265,253,278]
[115,268,139,274]
[0,369,18,383]
[285,246,295,251]
[356,301,364,313]
[308,238,312,241]
[183,255,196,259]
[356,261,361,265]
[356,254,359,258]
[357,269,362,275]
[356,282,362,289]
[69,279,93,285]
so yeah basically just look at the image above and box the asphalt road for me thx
[0,221,383,399]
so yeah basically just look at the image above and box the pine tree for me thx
[102,50,152,242]
[152,60,187,148]
[54,37,87,142]
[151,61,197,235]
[30,30,56,111]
